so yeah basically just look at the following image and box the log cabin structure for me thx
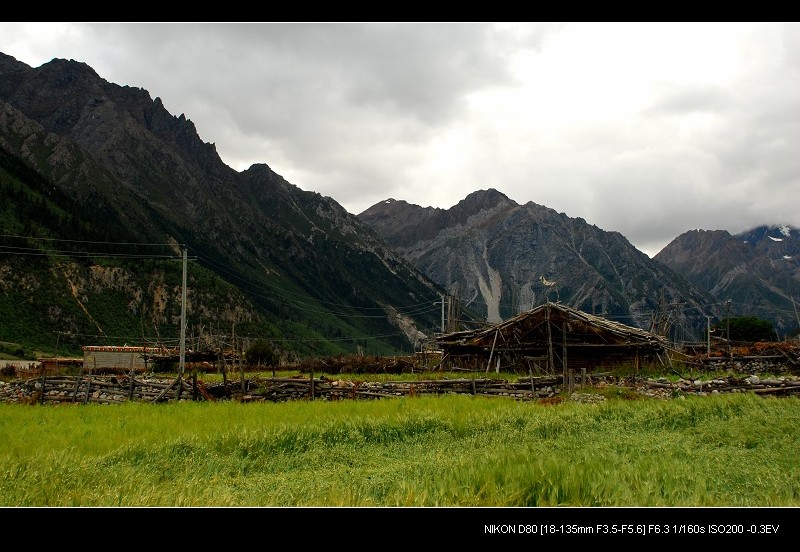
[82,345,165,373]
[81,345,223,373]
[433,302,670,375]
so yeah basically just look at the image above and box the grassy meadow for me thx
[1,391,799,507]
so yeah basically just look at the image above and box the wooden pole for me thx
[179,246,188,378]
[221,352,228,395]
[485,330,499,373]
[529,361,535,396]
[39,364,46,405]
[562,321,568,383]
[239,342,245,395]
[151,377,180,403]
[546,303,555,378]
[83,376,91,404]
[72,357,85,402]
[128,356,135,400]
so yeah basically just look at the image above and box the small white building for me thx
[82,345,164,372]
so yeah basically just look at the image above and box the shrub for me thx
[714,316,777,342]
[246,339,279,367]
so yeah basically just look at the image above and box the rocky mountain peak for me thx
[361,189,719,331]
[0,51,445,356]
[456,188,514,213]
[736,224,799,250]
[655,226,800,335]
[0,52,29,73]
[358,188,520,250]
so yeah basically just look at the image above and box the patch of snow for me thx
[783,255,792,260]
[768,236,783,242]
[778,224,791,237]
[517,283,535,312]
[470,242,503,323]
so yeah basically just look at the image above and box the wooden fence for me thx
[2,370,798,405]
[0,373,571,405]
[0,374,203,404]
[215,375,567,402]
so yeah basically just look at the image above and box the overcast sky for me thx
[1,22,798,257]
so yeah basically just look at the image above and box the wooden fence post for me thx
[221,354,228,397]
[239,347,245,395]
[529,361,536,397]
[128,357,135,401]
[83,376,91,404]
[562,321,568,385]
[485,330,499,373]
[39,365,46,405]
[72,359,85,402]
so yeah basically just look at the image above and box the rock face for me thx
[0,52,443,356]
[655,225,800,336]
[359,189,719,338]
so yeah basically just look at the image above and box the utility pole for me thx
[726,299,731,358]
[434,293,446,334]
[447,294,460,332]
[179,245,188,377]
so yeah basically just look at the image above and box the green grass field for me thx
[1,391,798,507]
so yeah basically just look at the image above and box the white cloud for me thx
[1,21,798,257]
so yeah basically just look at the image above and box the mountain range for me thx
[0,52,797,359]
[654,225,800,335]
[0,52,443,359]
[358,191,800,341]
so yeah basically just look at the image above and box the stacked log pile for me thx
[287,355,422,374]
[0,375,200,404]
[638,374,800,397]
[234,373,800,402]
[1,373,798,405]
[699,341,800,373]
[146,375,568,402]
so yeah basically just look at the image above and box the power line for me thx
[0,234,181,260]
[192,251,440,318]
[0,247,178,259]
[2,235,439,347]
[0,234,176,247]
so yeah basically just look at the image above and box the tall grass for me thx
[1,393,798,506]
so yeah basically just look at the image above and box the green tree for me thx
[245,338,279,367]
[715,316,777,342]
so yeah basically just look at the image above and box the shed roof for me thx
[435,302,668,352]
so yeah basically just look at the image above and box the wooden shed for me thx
[434,302,669,375]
